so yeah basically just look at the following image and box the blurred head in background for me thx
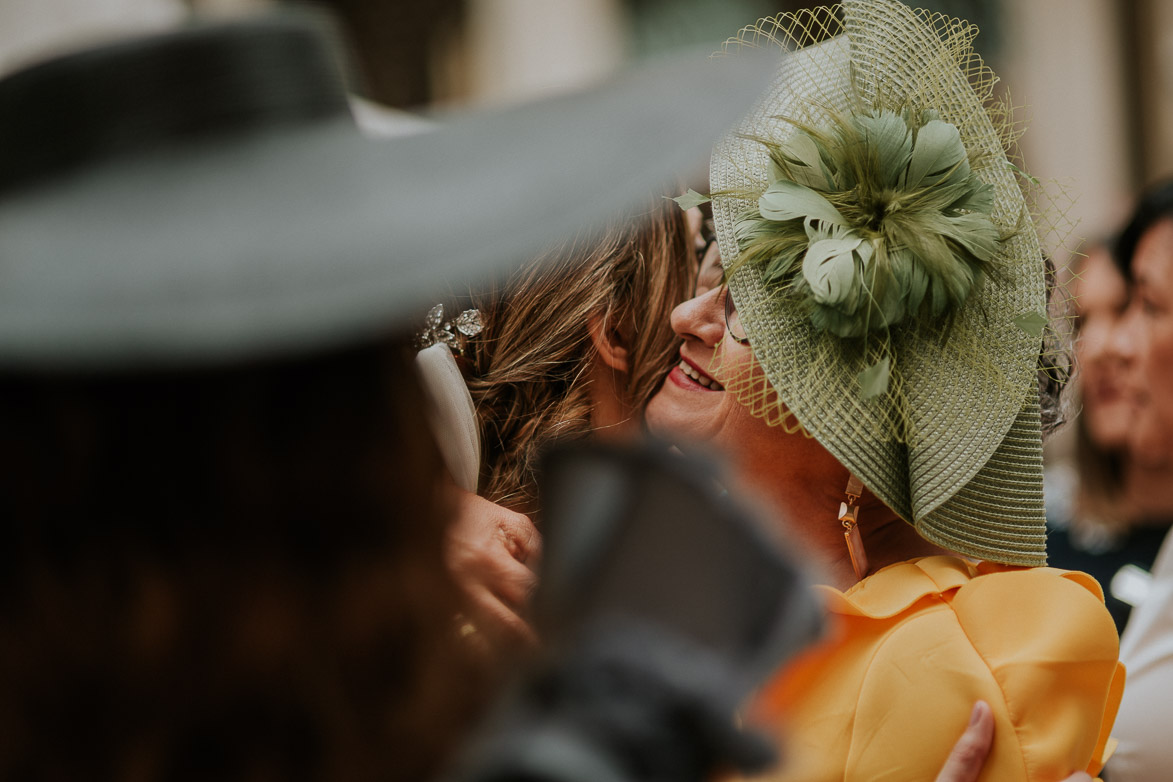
[1073,244,1132,452]
[1116,182,1173,471]
[1069,242,1134,525]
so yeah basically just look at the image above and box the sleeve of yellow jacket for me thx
[749,556,1126,782]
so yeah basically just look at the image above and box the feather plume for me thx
[731,108,1002,338]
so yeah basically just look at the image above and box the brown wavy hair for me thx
[464,200,692,514]
[0,341,484,782]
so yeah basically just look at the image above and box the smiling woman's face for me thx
[645,239,754,442]
[644,239,839,485]
[647,226,921,581]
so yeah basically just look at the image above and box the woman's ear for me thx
[588,313,630,372]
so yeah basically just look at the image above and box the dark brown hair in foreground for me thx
[0,341,482,782]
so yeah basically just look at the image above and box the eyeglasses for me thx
[724,286,749,345]
[695,217,717,267]
[692,219,749,346]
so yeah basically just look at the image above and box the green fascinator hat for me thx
[708,0,1049,565]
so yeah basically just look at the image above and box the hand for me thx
[445,489,541,648]
[935,701,1093,782]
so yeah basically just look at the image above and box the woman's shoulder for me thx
[817,554,1121,696]
[768,555,1124,780]
[821,554,1112,632]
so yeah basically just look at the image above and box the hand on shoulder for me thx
[936,701,1094,782]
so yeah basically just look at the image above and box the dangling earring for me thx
[838,474,869,581]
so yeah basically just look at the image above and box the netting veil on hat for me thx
[708,0,1049,565]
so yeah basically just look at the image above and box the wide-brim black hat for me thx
[0,10,768,370]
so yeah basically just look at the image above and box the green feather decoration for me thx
[732,108,1002,339]
[671,189,711,211]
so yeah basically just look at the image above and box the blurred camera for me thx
[448,441,823,782]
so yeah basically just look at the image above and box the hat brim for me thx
[0,42,770,369]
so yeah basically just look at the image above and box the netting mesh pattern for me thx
[707,0,1051,565]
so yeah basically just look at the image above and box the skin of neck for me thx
[727,434,947,590]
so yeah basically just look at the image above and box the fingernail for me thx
[969,701,986,726]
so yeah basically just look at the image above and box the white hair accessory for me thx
[415,343,481,493]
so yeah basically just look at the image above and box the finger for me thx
[489,556,538,609]
[934,701,994,782]
[465,587,538,648]
[1060,775,1093,782]
[499,512,542,564]
[519,520,541,570]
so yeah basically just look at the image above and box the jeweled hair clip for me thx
[416,303,483,355]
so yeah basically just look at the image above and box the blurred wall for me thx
[4,0,1167,237]
[1001,0,1134,248]
[460,0,625,105]
[1135,0,1173,187]
[0,0,185,77]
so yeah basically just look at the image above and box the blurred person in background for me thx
[1045,241,1171,635]
[1102,180,1173,782]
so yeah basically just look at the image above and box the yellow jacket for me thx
[751,556,1125,781]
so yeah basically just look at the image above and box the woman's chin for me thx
[645,377,749,453]
[645,385,716,445]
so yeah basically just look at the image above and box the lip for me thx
[1091,375,1133,408]
[1124,388,1149,407]
[668,355,724,392]
[1093,383,1123,405]
[1115,378,1149,409]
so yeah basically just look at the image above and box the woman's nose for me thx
[1079,317,1113,366]
[1109,306,1141,362]
[670,288,726,346]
